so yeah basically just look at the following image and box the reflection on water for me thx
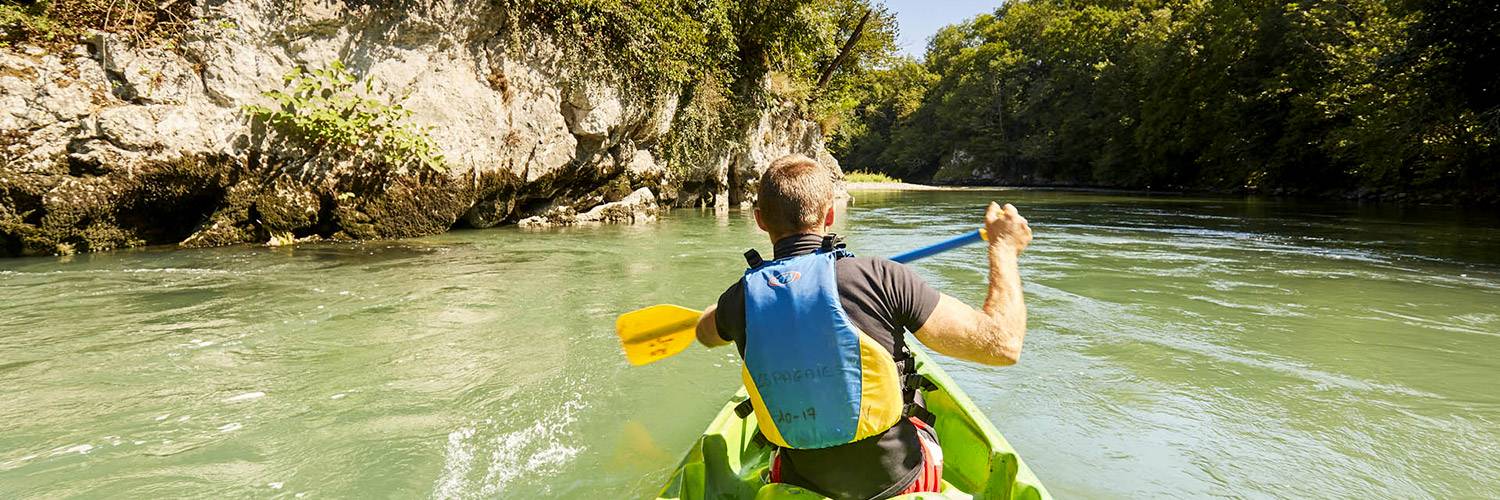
[2,189,1498,498]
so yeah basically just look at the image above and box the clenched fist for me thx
[984,202,1032,256]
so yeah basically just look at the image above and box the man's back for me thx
[714,234,942,498]
[692,154,1032,499]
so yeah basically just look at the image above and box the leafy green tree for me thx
[832,0,1498,201]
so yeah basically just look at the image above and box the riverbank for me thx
[844,180,1500,207]
[845,182,1190,197]
[844,181,946,191]
[0,1,846,258]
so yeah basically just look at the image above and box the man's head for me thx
[755,154,837,241]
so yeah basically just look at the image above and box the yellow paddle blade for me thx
[616,304,702,366]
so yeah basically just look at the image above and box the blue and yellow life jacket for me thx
[739,241,905,449]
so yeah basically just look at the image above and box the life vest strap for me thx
[908,404,937,426]
[744,249,765,268]
[819,234,844,252]
[744,235,852,272]
[896,339,937,424]
[903,373,938,393]
[902,372,939,425]
[733,399,775,447]
[735,398,755,419]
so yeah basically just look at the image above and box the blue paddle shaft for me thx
[888,229,986,264]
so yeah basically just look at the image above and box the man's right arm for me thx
[913,202,1032,366]
[696,304,731,348]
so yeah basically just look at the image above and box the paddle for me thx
[616,229,988,366]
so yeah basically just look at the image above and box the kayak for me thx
[655,347,1051,499]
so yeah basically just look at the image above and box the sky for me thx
[880,0,1002,59]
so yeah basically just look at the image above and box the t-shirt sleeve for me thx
[714,281,747,344]
[878,258,942,332]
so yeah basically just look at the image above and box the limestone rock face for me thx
[728,101,844,207]
[0,0,839,257]
[517,187,658,228]
[578,187,659,224]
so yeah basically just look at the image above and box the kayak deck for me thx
[655,347,1050,499]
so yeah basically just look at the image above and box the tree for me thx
[830,0,1498,202]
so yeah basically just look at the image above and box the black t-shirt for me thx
[715,234,942,499]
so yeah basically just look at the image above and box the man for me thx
[694,154,1033,499]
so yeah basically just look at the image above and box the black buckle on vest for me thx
[735,400,775,448]
[819,233,845,252]
[908,403,937,426]
[904,373,938,393]
[751,431,772,449]
[734,398,755,419]
[743,249,764,268]
[902,371,938,423]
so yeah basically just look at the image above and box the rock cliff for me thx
[0,0,840,257]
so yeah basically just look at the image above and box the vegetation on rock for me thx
[0,0,190,48]
[0,156,233,256]
[0,0,901,257]
[244,61,448,179]
[832,0,1500,202]
[499,0,897,176]
[843,171,902,183]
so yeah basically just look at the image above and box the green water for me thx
[3,190,1498,498]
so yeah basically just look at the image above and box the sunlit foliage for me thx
[834,0,1499,201]
[244,61,448,177]
[500,0,898,175]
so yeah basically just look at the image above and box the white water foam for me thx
[433,397,586,499]
[224,391,266,403]
[433,426,479,499]
[0,454,40,471]
[53,444,93,455]
[121,268,232,274]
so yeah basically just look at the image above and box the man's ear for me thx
[755,208,769,233]
[823,203,836,229]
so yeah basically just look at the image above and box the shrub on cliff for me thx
[0,0,190,49]
[243,61,447,180]
[500,0,898,177]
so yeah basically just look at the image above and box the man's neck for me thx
[771,232,828,260]
[768,226,825,242]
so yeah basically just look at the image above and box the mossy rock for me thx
[254,177,322,232]
[181,181,260,248]
[332,176,468,240]
[462,170,523,228]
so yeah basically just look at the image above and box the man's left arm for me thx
[696,304,731,348]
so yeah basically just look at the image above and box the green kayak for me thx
[655,347,1051,499]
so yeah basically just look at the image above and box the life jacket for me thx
[738,237,905,449]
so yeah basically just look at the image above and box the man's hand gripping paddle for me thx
[615,228,988,366]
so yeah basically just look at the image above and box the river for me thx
[2,189,1498,498]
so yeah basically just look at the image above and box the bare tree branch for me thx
[814,7,873,95]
